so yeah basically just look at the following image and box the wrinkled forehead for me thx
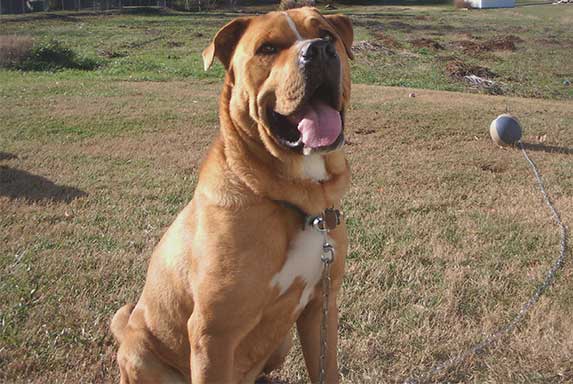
[245,8,334,45]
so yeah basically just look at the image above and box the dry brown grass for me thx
[0,35,33,68]
[1,80,572,383]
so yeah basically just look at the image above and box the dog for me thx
[111,6,353,383]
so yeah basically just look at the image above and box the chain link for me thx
[313,214,335,384]
[319,257,332,384]
[403,141,568,383]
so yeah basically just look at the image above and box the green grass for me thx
[1,3,572,98]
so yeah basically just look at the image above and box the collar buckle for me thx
[311,208,342,232]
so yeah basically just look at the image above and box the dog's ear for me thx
[324,14,354,60]
[202,17,252,71]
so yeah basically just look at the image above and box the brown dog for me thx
[111,6,353,383]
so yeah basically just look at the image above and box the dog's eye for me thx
[320,31,335,42]
[258,43,278,55]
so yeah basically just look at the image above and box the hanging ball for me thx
[490,114,522,147]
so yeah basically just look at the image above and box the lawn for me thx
[0,2,572,98]
[1,2,572,383]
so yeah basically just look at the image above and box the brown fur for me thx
[111,7,353,383]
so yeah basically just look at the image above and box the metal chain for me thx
[319,257,332,384]
[404,141,568,383]
[313,215,335,384]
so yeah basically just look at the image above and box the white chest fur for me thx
[271,227,332,311]
[303,154,329,182]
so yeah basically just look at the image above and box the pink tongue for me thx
[288,101,342,149]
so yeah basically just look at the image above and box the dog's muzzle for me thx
[266,37,345,154]
[299,39,338,67]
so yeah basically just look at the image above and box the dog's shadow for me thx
[0,165,87,203]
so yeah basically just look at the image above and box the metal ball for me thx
[490,114,522,147]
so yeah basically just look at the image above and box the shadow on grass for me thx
[0,152,18,161]
[0,166,87,203]
[521,142,573,155]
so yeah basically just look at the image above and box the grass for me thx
[0,2,572,98]
[1,2,572,384]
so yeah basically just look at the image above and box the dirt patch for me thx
[387,21,413,31]
[453,35,523,55]
[372,31,402,49]
[445,59,496,79]
[480,163,505,174]
[482,35,523,51]
[410,38,444,50]
[445,59,502,94]
[0,35,34,68]
[454,40,485,55]
[353,40,394,54]
[166,40,184,48]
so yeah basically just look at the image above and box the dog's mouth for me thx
[266,84,345,155]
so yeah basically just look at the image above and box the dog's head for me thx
[203,7,353,157]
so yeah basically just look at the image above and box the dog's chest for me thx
[270,227,330,311]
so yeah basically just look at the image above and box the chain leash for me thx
[312,213,337,384]
[403,141,568,383]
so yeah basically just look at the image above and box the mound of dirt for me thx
[453,35,523,54]
[446,59,502,94]
[455,40,485,55]
[482,35,523,51]
[410,38,444,50]
[445,59,496,79]
[353,40,394,54]
[372,31,402,49]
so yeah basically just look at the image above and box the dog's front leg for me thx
[297,293,340,384]
[188,317,237,384]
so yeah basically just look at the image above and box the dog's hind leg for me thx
[116,333,186,384]
[112,305,186,384]
[111,304,135,344]
[263,334,292,374]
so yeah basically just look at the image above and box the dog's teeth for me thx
[285,137,303,148]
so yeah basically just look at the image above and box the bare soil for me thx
[453,35,524,55]
[410,37,444,50]
[445,59,497,79]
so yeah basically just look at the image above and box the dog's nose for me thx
[300,39,337,65]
